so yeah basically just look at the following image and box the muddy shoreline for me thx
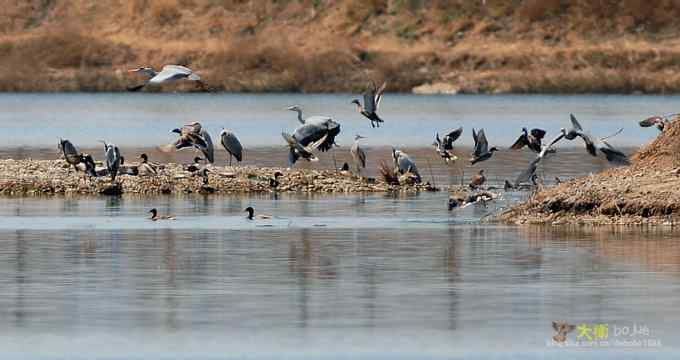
[499,120,680,226]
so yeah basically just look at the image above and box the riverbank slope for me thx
[4,1,680,93]
[501,119,680,225]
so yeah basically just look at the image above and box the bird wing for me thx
[639,116,663,128]
[471,128,479,155]
[599,141,630,165]
[305,115,333,126]
[575,131,597,156]
[547,133,566,148]
[530,128,547,140]
[363,87,376,114]
[374,81,387,110]
[149,65,191,83]
[570,114,583,131]
[293,123,327,148]
[475,129,489,156]
[515,157,541,186]
[358,147,367,168]
[220,130,243,161]
[443,127,463,150]
[510,133,528,150]
[198,130,214,163]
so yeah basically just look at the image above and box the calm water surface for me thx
[0,94,679,359]
[0,194,679,359]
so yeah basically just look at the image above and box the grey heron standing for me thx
[282,132,319,166]
[352,81,387,128]
[392,148,421,183]
[220,129,243,166]
[470,129,498,165]
[127,65,206,91]
[101,141,121,182]
[350,134,367,175]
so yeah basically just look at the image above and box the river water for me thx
[0,94,678,359]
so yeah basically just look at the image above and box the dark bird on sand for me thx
[269,171,284,188]
[352,81,387,128]
[185,156,204,173]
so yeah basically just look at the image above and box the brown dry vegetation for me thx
[5,1,680,92]
[501,118,680,225]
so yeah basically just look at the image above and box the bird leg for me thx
[229,154,232,167]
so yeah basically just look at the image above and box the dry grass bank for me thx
[501,118,680,225]
[5,1,680,93]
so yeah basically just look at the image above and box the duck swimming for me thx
[148,208,175,221]
[244,206,272,220]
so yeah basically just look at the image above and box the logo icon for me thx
[552,321,576,343]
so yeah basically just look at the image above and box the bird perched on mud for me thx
[351,134,367,175]
[220,128,243,166]
[352,81,387,128]
[101,141,121,182]
[282,132,318,166]
[470,128,498,165]
[510,127,547,153]
[184,156,204,174]
[127,65,206,92]
[549,114,629,165]
[469,169,486,189]
[392,148,421,183]
[148,208,175,221]
[639,114,677,132]
[58,138,97,177]
[244,206,272,220]
[269,171,284,189]
[138,153,159,176]
[287,106,341,153]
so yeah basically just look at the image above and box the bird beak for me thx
[285,106,295,111]
[127,68,140,73]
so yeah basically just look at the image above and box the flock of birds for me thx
[54,63,671,219]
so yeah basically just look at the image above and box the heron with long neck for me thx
[351,134,367,175]
[127,65,206,91]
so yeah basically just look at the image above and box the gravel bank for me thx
[0,160,435,196]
